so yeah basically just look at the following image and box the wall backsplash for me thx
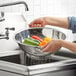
[0,0,76,23]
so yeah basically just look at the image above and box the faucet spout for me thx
[0,1,29,11]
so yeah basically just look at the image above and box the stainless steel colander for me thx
[15,27,66,59]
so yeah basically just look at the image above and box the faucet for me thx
[0,1,29,22]
[0,1,29,11]
[0,12,5,22]
[0,27,15,40]
[0,1,29,39]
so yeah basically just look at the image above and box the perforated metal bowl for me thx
[15,27,66,58]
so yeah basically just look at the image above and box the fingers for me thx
[29,21,36,27]
[29,18,44,27]
[42,42,50,49]
[29,24,42,27]
[42,43,52,52]
[42,41,50,52]
[42,39,61,53]
[36,24,42,27]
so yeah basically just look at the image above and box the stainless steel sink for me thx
[1,48,76,76]
[0,58,76,76]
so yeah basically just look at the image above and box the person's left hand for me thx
[42,39,62,53]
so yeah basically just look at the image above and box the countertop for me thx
[0,50,23,57]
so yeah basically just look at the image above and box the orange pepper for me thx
[39,37,52,47]
[39,41,47,46]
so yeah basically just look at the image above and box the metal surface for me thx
[15,27,66,60]
[0,1,29,11]
[0,27,15,40]
[0,12,5,22]
[0,60,28,75]
[28,59,76,75]
[0,59,76,76]
[0,47,76,75]
[23,53,72,66]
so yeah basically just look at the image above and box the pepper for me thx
[29,37,40,43]
[39,37,52,47]
[31,35,43,42]
[43,37,52,42]
[23,38,40,46]
[39,41,47,46]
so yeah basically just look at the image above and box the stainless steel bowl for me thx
[15,27,66,58]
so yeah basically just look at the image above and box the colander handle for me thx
[0,1,29,11]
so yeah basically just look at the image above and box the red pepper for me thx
[31,35,43,42]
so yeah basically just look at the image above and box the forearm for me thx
[44,17,69,29]
[60,40,76,52]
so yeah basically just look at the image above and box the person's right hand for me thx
[29,17,47,27]
[42,39,62,53]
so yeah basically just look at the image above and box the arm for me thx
[42,39,76,53]
[29,17,69,29]
[44,17,69,29]
[43,17,76,52]
[61,40,76,52]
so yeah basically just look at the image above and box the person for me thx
[29,16,76,53]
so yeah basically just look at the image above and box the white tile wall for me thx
[33,0,41,5]
[47,0,76,17]
[0,0,76,21]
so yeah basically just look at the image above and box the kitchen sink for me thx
[0,49,76,76]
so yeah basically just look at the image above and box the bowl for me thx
[15,27,66,57]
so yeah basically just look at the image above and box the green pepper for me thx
[23,38,40,46]
[29,37,40,43]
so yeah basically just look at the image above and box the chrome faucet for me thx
[0,1,29,11]
[0,12,5,22]
[0,1,29,39]
[0,1,29,21]
[0,27,15,40]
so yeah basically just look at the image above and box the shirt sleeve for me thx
[68,17,76,33]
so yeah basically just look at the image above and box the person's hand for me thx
[29,17,47,27]
[42,39,62,53]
